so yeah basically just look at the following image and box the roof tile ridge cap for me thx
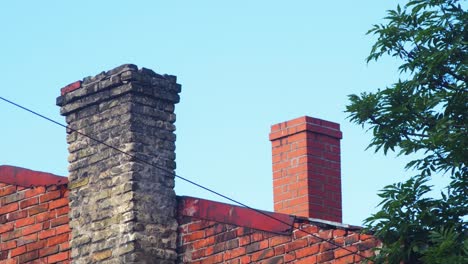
[177,195,295,235]
[0,165,68,187]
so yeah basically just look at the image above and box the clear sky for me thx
[0,1,449,225]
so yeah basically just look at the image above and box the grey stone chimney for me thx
[57,64,181,263]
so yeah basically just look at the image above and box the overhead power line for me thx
[0,96,373,262]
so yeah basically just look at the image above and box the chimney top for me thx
[270,116,343,222]
[270,116,342,141]
[57,64,181,263]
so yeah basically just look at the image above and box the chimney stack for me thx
[269,116,342,223]
[57,64,181,263]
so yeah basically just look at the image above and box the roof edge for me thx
[177,196,295,235]
[0,165,68,187]
[177,196,364,233]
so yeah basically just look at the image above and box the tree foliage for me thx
[346,0,467,263]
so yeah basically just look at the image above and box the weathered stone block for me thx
[58,64,181,263]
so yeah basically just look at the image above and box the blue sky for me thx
[0,1,449,225]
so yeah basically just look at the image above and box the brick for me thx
[39,191,60,203]
[320,241,338,252]
[191,248,205,260]
[59,241,70,251]
[1,229,22,241]
[334,246,357,258]
[294,225,319,239]
[206,224,226,237]
[47,233,69,246]
[48,251,69,263]
[22,223,43,236]
[226,239,239,250]
[42,220,50,229]
[35,211,51,223]
[214,230,237,243]
[0,251,7,261]
[68,178,88,189]
[17,233,38,246]
[26,240,45,251]
[2,192,25,205]
[187,220,213,232]
[39,246,59,257]
[333,229,347,237]
[11,245,27,257]
[92,250,112,261]
[6,210,27,221]
[18,251,39,263]
[246,241,268,254]
[28,204,48,216]
[205,245,214,256]
[295,244,319,258]
[274,244,285,255]
[24,187,45,199]
[334,254,354,264]
[49,198,68,210]
[20,197,39,209]
[0,259,16,264]
[183,230,205,243]
[50,215,69,228]
[0,240,16,251]
[317,251,334,263]
[0,223,14,234]
[284,252,296,262]
[250,233,264,243]
[192,236,215,249]
[223,247,245,260]
[317,230,332,240]
[0,203,18,215]
[238,235,250,246]
[213,242,226,254]
[251,248,274,261]
[55,206,69,216]
[344,234,359,245]
[270,236,291,247]
[360,233,374,241]
[357,239,377,251]
[295,255,317,264]
[262,256,284,264]
[0,186,16,197]
[200,253,223,263]
[15,217,35,228]
[56,224,71,234]
[284,239,308,252]
[38,229,56,240]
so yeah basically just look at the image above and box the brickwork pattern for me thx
[0,183,70,264]
[270,117,343,222]
[57,64,181,263]
[177,217,377,264]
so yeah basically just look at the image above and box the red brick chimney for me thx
[269,116,342,222]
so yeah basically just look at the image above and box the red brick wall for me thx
[177,216,378,264]
[270,116,343,222]
[0,182,71,264]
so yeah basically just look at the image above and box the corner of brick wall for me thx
[0,183,71,264]
[177,215,379,264]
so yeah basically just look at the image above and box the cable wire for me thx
[0,96,373,261]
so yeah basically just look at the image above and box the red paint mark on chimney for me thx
[60,81,82,95]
